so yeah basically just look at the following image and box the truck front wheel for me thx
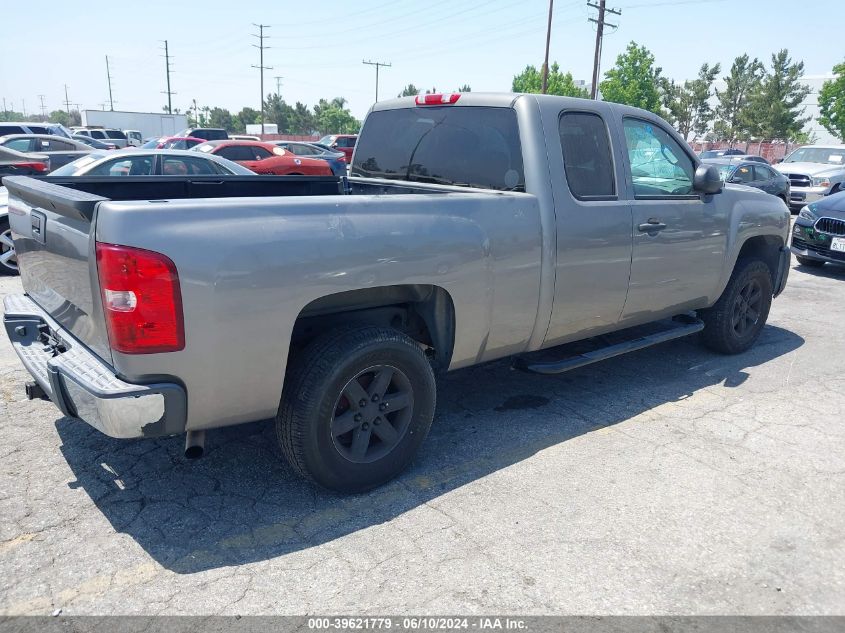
[276,326,436,492]
[700,258,773,355]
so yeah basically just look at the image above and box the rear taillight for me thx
[95,242,185,354]
[415,93,461,106]
[337,155,347,163]
[16,162,49,173]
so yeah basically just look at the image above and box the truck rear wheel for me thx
[700,258,773,355]
[276,326,436,492]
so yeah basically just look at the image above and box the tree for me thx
[599,42,664,115]
[714,54,765,142]
[207,107,235,131]
[744,50,810,141]
[819,60,845,141]
[47,109,81,127]
[290,102,315,135]
[664,62,721,140]
[313,97,360,134]
[234,107,261,133]
[511,62,588,97]
[397,84,420,97]
[457,84,472,93]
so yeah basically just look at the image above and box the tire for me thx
[796,255,825,268]
[700,258,773,355]
[276,326,436,492]
[0,217,19,276]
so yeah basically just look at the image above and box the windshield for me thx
[784,148,845,165]
[351,107,525,191]
[318,136,336,146]
[49,153,103,175]
[716,165,735,181]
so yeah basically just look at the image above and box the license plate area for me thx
[831,237,845,253]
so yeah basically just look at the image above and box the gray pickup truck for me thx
[2,93,790,492]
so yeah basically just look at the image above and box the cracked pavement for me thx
[1,258,844,615]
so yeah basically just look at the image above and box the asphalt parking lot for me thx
[1,257,844,616]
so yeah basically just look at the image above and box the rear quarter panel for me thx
[94,192,542,430]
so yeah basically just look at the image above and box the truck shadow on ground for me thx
[55,324,803,574]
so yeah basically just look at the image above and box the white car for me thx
[775,145,845,210]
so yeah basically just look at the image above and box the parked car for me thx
[193,140,333,175]
[124,130,143,147]
[274,141,347,177]
[0,145,50,177]
[177,128,229,141]
[230,135,261,141]
[790,190,845,268]
[318,134,357,162]
[774,144,845,211]
[72,134,118,150]
[702,158,790,205]
[3,93,790,492]
[0,121,73,138]
[48,149,255,177]
[0,134,93,171]
[74,127,130,148]
[141,136,205,150]
[698,148,746,159]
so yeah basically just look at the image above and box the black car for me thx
[790,190,845,268]
[72,134,118,150]
[699,148,747,159]
[178,127,229,141]
[703,159,790,204]
[0,121,73,138]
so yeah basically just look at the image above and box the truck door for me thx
[619,117,729,324]
[544,109,634,345]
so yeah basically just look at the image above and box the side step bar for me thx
[516,318,705,375]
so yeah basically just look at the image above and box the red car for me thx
[193,140,333,176]
[317,134,357,163]
[141,136,205,150]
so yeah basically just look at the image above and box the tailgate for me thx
[3,176,112,363]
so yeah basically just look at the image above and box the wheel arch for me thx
[733,234,784,287]
[290,284,456,372]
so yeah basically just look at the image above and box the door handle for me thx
[638,219,667,233]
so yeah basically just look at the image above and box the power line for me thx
[105,55,115,111]
[251,23,272,135]
[362,60,392,103]
[588,0,621,99]
[161,40,176,114]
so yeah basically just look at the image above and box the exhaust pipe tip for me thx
[184,430,205,459]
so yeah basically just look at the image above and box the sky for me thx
[1,0,843,122]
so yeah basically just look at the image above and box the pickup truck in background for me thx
[2,93,790,492]
[774,144,845,211]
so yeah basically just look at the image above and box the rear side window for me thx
[162,156,219,175]
[754,165,774,180]
[559,112,615,200]
[2,138,34,152]
[352,107,524,191]
[0,125,26,135]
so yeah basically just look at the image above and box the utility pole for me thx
[541,0,554,94]
[362,59,391,103]
[160,40,175,114]
[2,98,6,117]
[588,0,621,100]
[63,85,72,116]
[21,99,26,117]
[274,75,284,96]
[105,55,114,111]
[38,94,47,120]
[251,24,272,136]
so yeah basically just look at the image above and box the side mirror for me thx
[694,164,723,194]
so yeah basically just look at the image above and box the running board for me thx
[516,319,705,375]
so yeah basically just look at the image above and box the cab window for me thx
[623,118,695,197]
[558,111,616,200]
